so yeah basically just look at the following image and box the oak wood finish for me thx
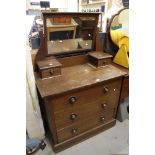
[35,12,128,152]
[36,64,125,98]
[49,120,116,152]
[88,51,113,67]
[37,58,62,79]
[112,63,129,101]
[57,109,115,142]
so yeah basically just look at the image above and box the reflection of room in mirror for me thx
[46,16,95,41]
[47,38,92,55]
[45,15,96,55]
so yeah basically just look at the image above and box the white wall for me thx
[67,0,78,12]
[28,0,68,11]
[27,0,78,11]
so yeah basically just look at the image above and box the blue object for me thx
[26,138,46,154]
[26,138,41,150]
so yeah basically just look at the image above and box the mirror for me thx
[44,14,98,56]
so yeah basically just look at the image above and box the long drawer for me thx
[57,108,115,142]
[51,78,122,112]
[54,95,118,130]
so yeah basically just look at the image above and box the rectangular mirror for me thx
[43,13,99,56]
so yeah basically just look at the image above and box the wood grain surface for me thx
[36,64,126,98]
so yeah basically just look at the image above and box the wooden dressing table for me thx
[35,12,127,152]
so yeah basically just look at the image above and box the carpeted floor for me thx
[35,119,129,155]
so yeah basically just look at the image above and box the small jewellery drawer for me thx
[37,58,62,79]
[40,67,61,79]
[88,51,113,67]
[51,78,122,112]
[97,58,112,67]
[57,109,115,142]
[54,96,118,130]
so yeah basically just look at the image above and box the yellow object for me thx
[110,30,129,68]
[113,44,129,68]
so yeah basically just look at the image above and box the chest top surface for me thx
[88,51,113,59]
[36,64,126,98]
[37,58,62,69]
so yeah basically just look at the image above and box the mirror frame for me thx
[36,12,100,61]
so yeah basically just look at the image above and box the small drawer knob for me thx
[49,69,54,75]
[70,113,77,120]
[101,102,108,109]
[102,60,107,65]
[100,116,105,121]
[103,86,109,94]
[69,96,77,105]
[71,128,77,134]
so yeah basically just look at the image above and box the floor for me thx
[35,119,129,155]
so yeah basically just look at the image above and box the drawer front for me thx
[54,95,118,130]
[51,78,122,112]
[41,67,61,79]
[98,58,112,67]
[57,109,115,142]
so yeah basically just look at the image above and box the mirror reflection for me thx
[46,16,95,55]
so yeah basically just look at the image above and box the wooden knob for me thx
[100,116,105,121]
[101,102,107,109]
[49,69,54,75]
[69,96,77,104]
[70,113,77,120]
[102,60,107,65]
[103,86,109,94]
[71,128,77,134]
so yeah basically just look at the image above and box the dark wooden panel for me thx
[98,58,112,67]
[112,62,129,100]
[88,51,113,67]
[120,76,129,100]
[50,78,122,112]
[44,99,58,144]
[54,101,116,130]
[57,54,88,67]
[41,67,61,79]
[57,109,115,142]
[48,120,116,152]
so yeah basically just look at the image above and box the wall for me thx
[27,0,78,12]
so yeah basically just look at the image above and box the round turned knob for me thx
[101,102,108,109]
[49,69,54,75]
[70,113,77,120]
[71,128,77,134]
[102,60,107,65]
[100,116,105,121]
[69,96,77,105]
[103,86,109,94]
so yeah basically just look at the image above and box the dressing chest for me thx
[35,12,127,152]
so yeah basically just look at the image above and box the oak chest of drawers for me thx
[36,61,125,152]
[35,12,127,152]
